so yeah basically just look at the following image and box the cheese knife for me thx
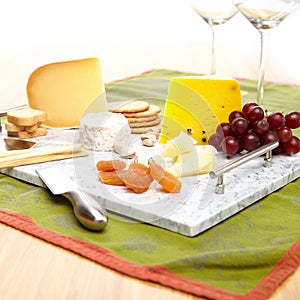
[36,166,108,231]
[3,138,73,151]
[4,138,36,150]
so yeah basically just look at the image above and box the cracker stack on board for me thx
[5,108,47,139]
[108,101,161,134]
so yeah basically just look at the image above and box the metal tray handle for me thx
[209,141,279,194]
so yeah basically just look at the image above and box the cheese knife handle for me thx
[63,190,108,231]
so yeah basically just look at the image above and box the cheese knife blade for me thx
[4,138,36,150]
[36,166,108,231]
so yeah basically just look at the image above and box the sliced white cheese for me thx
[167,145,217,177]
[162,132,196,159]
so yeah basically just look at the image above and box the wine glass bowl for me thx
[233,0,299,30]
[193,5,237,26]
[191,0,238,75]
[233,0,300,106]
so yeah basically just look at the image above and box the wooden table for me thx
[0,223,299,300]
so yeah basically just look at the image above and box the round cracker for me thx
[131,125,161,134]
[122,105,161,118]
[126,115,157,123]
[109,100,149,113]
[129,116,160,128]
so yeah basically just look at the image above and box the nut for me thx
[147,128,160,138]
[120,149,136,159]
[140,133,155,140]
[141,133,157,147]
[142,138,156,147]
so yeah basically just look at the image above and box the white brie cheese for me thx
[80,112,131,152]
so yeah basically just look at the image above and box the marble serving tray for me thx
[1,128,299,237]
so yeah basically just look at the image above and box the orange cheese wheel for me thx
[26,58,107,128]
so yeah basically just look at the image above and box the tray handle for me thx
[209,141,279,194]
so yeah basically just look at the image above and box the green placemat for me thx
[0,69,300,300]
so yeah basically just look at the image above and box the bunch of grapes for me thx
[208,102,300,156]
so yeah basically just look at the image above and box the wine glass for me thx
[233,0,300,106]
[191,0,238,75]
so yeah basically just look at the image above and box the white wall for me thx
[1,0,300,112]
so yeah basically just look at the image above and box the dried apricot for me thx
[98,170,126,186]
[96,160,126,172]
[149,162,181,193]
[123,163,154,193]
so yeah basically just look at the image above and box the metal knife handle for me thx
[209,141,279,194]
[63,189,108,231]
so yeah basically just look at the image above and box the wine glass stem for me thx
[257,31,268,106]
[210,25,216,75]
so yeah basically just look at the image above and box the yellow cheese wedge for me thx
[159,76,242,144]
[26,58,107,128]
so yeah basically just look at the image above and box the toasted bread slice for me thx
[18,127,47,139]
[7,108,46,126]
[7,127,47,139]
[6,131,19,137]
[5,121,42,133]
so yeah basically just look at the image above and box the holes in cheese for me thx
[26,58,107,128]
[159,76,242,145]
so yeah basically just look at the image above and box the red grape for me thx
[285,111,300,129]
[252,118,270,136]
[242,102,257,115]
[221,136,239,154]
[272,143,285,155]
[208,134,222,151]
[246,106,264,122]
[260,131,279,146]
[216,122,233,139]
[228,110,246,123]
[240,132,260,152]
[267,112,284,129]
[231,117,249,136]
[276,126,292,143]
[211,102,299,156]
[282,136,300,155]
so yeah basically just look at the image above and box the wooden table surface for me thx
[0,223,299,300]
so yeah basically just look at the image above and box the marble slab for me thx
[1,127,300,237]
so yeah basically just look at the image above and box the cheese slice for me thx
[159,76,242,144]
[167,145,217,177]
[27,58,107,128]
[161,132,196,159]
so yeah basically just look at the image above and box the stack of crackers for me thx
[109,101,161,134]
[5,107,47,139]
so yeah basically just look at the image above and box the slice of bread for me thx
[5,121,41,133]
[6,131,19,137]
[7,127,47,139]
[7,108,46,126]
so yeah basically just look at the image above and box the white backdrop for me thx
[1,0,300,112]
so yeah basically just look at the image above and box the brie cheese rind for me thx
[80,112,131,152]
